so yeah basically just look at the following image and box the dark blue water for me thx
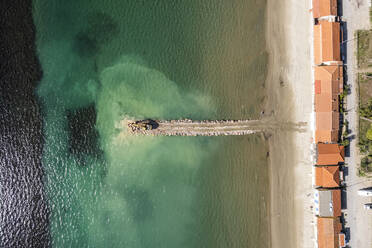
[0,1,50,247]
[0,1,270,247]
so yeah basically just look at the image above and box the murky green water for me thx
[33,0,269,247]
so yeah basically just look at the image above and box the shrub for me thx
[360,99,372,118]
[366,124,372,140]
[341,139,350,147]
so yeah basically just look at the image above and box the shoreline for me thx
[265,0,315,247]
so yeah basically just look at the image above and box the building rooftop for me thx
[317,143,345,165]
[315,189,341,217]
[317,217,343,248]
[315,130,339,143]
[339,233,346,248]
[315,166,340,188]
[313,0,338,19]
[314,21,341,65]
[315,93,339,112]
[314,66,343,95]
[315,111,340,137]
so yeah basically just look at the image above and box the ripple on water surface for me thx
[32,0,270,247]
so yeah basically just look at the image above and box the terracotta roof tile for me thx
[315,189,342,217]
[314,21,341,64]
[315,93,339,112]
[315,130,339,143]
[314,24,322,64]
[339,233,346,247]
[317,217,342,248]
[314,66,343,95]
[332,189,341,217]
[315,166,340,188]
[316,111,340,132]
[317,143,345,165]
[313,0,338,18]
[315,80,322,94]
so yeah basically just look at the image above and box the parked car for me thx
[364,203,372,210]
[357,187,372,197]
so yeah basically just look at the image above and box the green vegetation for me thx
[341,119,350,147]
[340,139,350,147]
[359,156,372,176]
[356,24,372,177]
[357,30,372,68]
[360,99,372,117]
[358,73,372,176]
[339,85,350,114]
[367,125,372,140]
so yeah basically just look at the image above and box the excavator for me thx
[129,120,158,131]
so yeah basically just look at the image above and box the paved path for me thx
[357,67,372,73]
[342,0,372,247]
[360,116,372,122]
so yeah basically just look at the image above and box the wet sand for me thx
[265,0,315,247]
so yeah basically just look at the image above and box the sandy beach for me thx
[266,0,315,247]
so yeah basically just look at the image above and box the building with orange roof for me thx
[316,112,339,131]
[315,93,339,112]
[317,217,345,248]
[314,65,343,143]
[314,65,343,95]
[317,143,345,165]
[315,112,340,143]
[339,233,346,248]
[312,0,338,19]
[315,166,340,188]
[314,20,341,65]
[316,130,339,143]
[315,189,341,217]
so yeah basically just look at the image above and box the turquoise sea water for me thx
[33,0,270,247]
